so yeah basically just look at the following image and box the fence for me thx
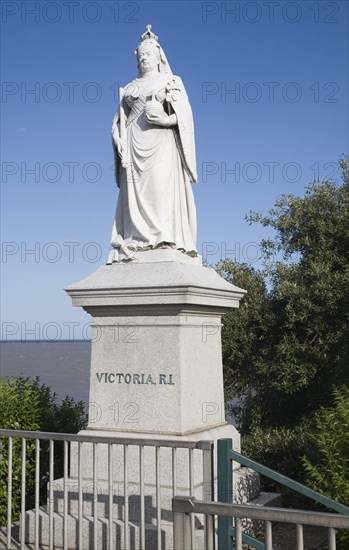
[1,430,348,549]
[217,438,349,549]
[172,496,349,550]
[0,429,214,550]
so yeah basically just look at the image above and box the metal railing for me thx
[228,445,349,515]
[172,496,349,550]
[217,438,349,549]
[0,429,214,550]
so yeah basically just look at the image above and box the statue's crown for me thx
[141,24,158,42]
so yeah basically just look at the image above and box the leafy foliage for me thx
[242,424,310,484]
[302,385,349,546]
[217,261,274,431]
[0,376,87,526]
[0,378,40,523]
[242,423,312,508]
[221,157,349,432]
[302,385,349,505]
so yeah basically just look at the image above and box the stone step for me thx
[243,491,283,536]
[249,491,283,508]
[49,476,207,523]
[23,506,204,550]
[49,467,261,521]
[10,488,281,550]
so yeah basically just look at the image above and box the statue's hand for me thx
[112,129,126,159]
[145,101,177,128]
[146,111,170,126]
[117,139,126,159]
[148,113,178,128]
[145,95,176,127]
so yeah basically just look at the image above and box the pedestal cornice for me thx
[64,258,246,313]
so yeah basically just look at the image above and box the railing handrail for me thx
[229,447,349,516]
[172,496,349,528]
[0,428,213,450]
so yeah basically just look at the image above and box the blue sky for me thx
[1,0,348,340]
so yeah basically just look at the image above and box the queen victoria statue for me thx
[60,26,247,550]
[107,25,198,263]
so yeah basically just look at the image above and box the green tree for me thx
[221,157,349,432]
[217,261,274,431]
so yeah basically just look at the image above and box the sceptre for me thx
[118,86,126,167]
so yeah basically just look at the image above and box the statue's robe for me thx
[107,73,197,263]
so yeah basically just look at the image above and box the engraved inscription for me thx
[96,373,174,385]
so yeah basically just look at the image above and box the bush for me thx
[242,388,349,543]
[242,423,312,508]
[302,385,349,546]
[0,377,41,524]
[0,376,87,526]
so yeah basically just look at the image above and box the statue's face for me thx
[137,43,160,74]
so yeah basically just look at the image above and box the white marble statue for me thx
[107,25,198,263]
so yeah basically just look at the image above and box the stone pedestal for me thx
[63,250,246,545]
[64,249,246,437]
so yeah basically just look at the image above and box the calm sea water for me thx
[0,341,91,405]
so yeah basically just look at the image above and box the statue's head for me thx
[136,40,161,75]
[135,25,172,77]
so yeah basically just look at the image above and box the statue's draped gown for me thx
[108,72,197,263]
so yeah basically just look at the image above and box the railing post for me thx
[218,438,233,550]
[172,497,195,550]
[202,442,215,550]
[7,437,13,549]
[173,511,192,549]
